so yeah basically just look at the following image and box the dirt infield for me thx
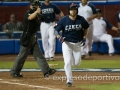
[0,72,120,90]
[0,53,120,90]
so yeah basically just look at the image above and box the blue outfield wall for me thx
[0,38,120,54]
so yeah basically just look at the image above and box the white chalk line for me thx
[0,79,63,90]
[0,69,120,72]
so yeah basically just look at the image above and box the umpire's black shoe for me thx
[44,69,56,78]
[88,51,92,56]
[11,73,23,78]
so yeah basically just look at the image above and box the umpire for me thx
[10,0,56,78]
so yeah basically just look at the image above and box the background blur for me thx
[0,0,120,54]
[0,0,120,37]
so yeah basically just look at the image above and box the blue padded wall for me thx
[92,42,99,53]
[114,38,120,53]
[15,39,20,54]
[0,32,41,39]
[0,38,120,54]
[99,42,108,53]
[0,39,15,54]
[55,39,62,53]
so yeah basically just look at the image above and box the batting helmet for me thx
[68,3,78,14]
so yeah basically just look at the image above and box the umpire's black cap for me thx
[30,0,41,6]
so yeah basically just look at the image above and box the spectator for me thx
[93,9,120,56]
[3,13,23,38]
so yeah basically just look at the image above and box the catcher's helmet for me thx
[30,0,41,6]
[68,3,78,14]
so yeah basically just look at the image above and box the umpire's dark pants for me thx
[11,35,50,75]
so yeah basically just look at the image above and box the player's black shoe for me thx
[46,58,50,61]
[81,55,86,58]
[44,69,56,77]
[50,57,54,61]
[88,51,92,56]
[11,73,23,78]
[109,53,114,56]
[66,82,72,87]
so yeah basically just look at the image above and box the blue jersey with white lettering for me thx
[41,3,61,23]
[55,15,89,43]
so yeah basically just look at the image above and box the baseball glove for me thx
[58,36,66,43]
[80,38,86,46]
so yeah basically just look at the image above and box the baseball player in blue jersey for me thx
[78,0,98,58]
[40,0,64,61]
[93,9,120,56]
[54,3,89,87]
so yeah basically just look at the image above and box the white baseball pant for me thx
[62,41,82,83]
[93,34,114,54]
[40,22,56,58]
[81,24,93,55]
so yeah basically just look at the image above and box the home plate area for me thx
[0,70,120,90]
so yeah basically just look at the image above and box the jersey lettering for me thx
[65,24,82,31]
[42,8,54,14]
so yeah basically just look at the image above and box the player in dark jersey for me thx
[10,0,56,78]
[54,3,89,87]
[40,0,64,61]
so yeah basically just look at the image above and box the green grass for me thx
[78,83,120,90]
[0,60,120,69]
